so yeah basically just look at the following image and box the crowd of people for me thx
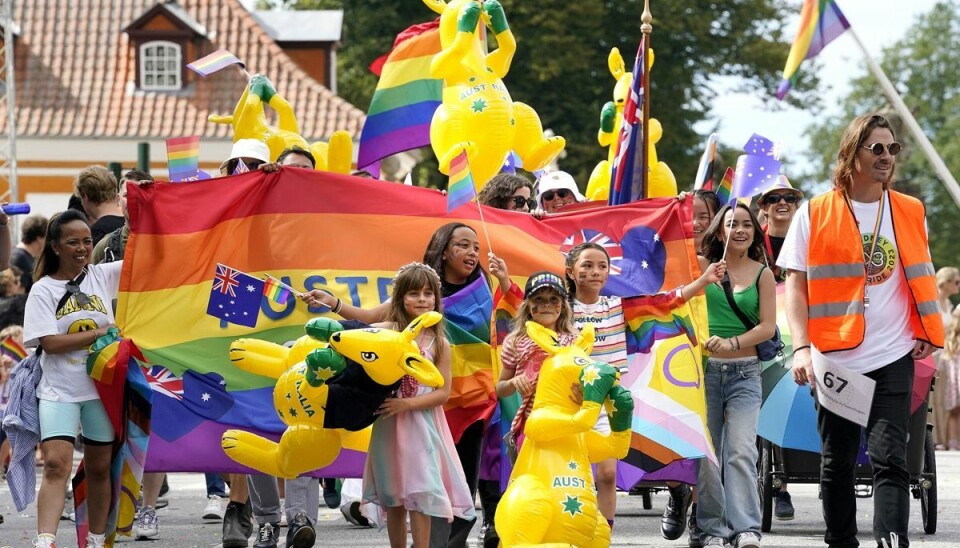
[0,112,949,548]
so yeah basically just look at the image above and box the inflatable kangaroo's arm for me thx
[482,0,516,78]
[524,402,603,442]
[597,101,617,147]
[584,384,635,462]
[431,1,482,79]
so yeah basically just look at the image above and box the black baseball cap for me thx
[524,271,567,298]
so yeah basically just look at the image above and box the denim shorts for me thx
[39,398,115,444]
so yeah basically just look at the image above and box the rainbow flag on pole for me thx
[776,0,850,99]
[447,150,476,213]
[187,48,245,77]
[357,21,442,172]
[715,167,735,205]
[0,336,26,361]
[263,276,294,305]
[166,136,201,182]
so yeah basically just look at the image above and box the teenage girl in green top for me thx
[694,202,776,548]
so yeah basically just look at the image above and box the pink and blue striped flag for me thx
[609,37,647,205]
[187,49,245,77]
[447,150,476,213]
[777,0,850,99]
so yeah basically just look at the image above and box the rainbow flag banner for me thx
[447,150,475,212]
[187,48,245,77]
[119,170,712,477]
[165,136,201,183]
[357,21,442,172]
[777,0,850,100]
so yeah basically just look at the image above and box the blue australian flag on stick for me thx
[206,263,264,328]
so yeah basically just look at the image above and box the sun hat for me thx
[536,171,586,207]
[759,174,803,203]
[524,271,567,298]
[219,139,271,172]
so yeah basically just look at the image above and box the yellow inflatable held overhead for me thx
[209,74,354,173]
[221,312,445,479]
[423,0,565,190]
[495,322,634,548]
[585,47,677,200]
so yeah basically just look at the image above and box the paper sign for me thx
[811,348,876,427]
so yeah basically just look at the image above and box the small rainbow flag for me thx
[357,21,442,172]
[187,49,245,77]
[263,276,293,304]
[776,0,850,100]
[622,292,698,354]
[0,336,26,361]
[166,136,201,182]
[715,167,735,205]
[447,150,476,213]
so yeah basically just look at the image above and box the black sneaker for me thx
[688,503,704,548]
[222,502,253,548]
[340,501,372,527]
[661,484,692,540]
[253,522,280,548]
[775,490,795,520]
[287,512,316,548]
[322,478,340,509]
[478,521,500,548]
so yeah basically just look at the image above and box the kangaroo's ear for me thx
[525,321,560,355]
[575,324,595,356]
[608,47,625,79]
[401,352,445,388]
[423,0,446,15]
[403,311,443,342]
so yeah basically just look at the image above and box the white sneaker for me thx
[279,497,287,527]
[735,532,762,548]
[203,495,225,521]
[134,506,160,539]
[85,533,107,548]
[703,537,727,547]
[31,534,57,548]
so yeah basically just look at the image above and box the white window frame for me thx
[139,40,182,91]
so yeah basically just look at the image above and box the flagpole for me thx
[474,199,495,257]
[640,0,652,199]
[847,26,960,210]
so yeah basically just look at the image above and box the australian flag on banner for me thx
[609,37,646,206]
[206,263,264,328]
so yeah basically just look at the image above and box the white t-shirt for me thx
[572,296,628,370]
[778,195,916,373]
[24,262,123,402]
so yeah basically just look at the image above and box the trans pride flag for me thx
[119,169,712,477]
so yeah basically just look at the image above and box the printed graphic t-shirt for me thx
[23,262,123,401]
[573,295,628,369]
[777,196,915,373]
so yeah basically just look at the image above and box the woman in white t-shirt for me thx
[24,209,122,548]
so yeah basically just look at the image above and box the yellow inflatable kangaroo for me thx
[208,74,353,173]
[495,322,635,548]
[585,47,678,200]
[221,312,445,478]
[423,0,565,190]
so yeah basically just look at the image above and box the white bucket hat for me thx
[219,139,271,172]
[536,171,585,208]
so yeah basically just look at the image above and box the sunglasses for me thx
[542,189,573,201]
[510,196,537,210]
[760,193,800,206]
[861,142,902,157]
[66,274,91,307]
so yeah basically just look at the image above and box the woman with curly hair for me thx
[476,173,535,213]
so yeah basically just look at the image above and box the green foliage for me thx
[805,1,960,269]
[273,0,820,190]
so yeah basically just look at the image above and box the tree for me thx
[805,1,960,269]
[269,0,820,189]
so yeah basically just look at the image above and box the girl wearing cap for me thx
[496,271,578,458]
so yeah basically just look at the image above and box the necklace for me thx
[843,191,885,309]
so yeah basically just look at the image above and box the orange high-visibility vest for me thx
[807,189,944,352]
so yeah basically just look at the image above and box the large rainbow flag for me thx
[776,0,850,100]
[119,170,711,477]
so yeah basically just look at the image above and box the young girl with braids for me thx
[362,262,475,548]
[563,241,725,532]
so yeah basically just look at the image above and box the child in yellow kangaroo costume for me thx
[221,312,445,479]
[208,73,353,173]
[495,322,635,548]
[585,47,678,201]
[423,0,565,189]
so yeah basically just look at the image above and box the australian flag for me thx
[206,263,264,328]
[609,37,646,206]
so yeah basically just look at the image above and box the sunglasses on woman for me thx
[861,142,902,157]
[760,193,800,206]
[510,196,537,210]
[542,189,573,201]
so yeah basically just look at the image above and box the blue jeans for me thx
[697,358,762,542]
[206,473,227,498]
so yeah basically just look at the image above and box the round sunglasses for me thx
[542,188,573,201]
[861,142,902,157]
[510,195,537,210]
[760,193,801,206]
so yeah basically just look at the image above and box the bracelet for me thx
[734,336,741,351]
[728,338,735,351]
[794,345,811,353]
[333,298,343,314]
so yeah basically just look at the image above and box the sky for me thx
[705,0,937,175]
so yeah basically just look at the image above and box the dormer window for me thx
[140,41,182,90]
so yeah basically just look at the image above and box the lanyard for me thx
[843,191,885,307]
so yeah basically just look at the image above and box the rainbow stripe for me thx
[777,0,850,99]
[447,151,476,212]
[263,276,293,304]
[623,292,698,354]
[187,49,244,77]
[166,136,201,182]
[0,336,26,361]
[357,21,442,170]
[715,167,735,205]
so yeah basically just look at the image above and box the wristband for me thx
[333,298,343,314]
[794,345,811,353]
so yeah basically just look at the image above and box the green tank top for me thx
[705,266,764,339]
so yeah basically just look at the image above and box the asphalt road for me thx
[3,452,960,547]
